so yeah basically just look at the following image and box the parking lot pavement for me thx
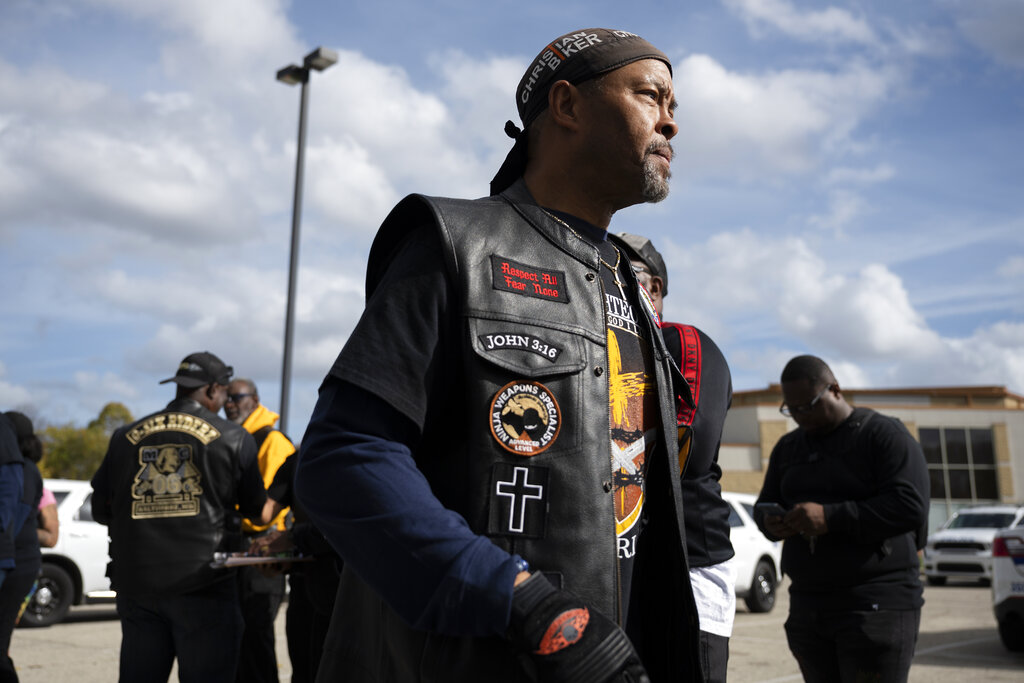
[730,578,1024,683]
[9,579,1024,682]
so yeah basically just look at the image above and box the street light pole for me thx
[276,47,337,435]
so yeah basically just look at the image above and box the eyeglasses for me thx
[226,393,254,404]
[779,384,832,417]
[630,264,651,275]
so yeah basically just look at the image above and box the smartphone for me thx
[755,502,788,517]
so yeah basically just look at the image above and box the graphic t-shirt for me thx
[548,210,657,615]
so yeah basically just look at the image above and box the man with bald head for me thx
[298,28,701,683]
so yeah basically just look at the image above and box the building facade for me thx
[719,385,1024,532]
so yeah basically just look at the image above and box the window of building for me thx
[920,426,999,527]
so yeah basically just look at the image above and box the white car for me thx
[991,524,1024,651]
[723,491,784,613]
[20,479,115,627]
[923,505,1024,586]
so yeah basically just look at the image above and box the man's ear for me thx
[547,80,583,131]
[649,276,665,297]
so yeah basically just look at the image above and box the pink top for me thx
[39,487,56,509]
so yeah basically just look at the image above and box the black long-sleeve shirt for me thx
[756,407,929,612]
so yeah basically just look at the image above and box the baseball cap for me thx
[617,233,669,296]
[159,351,233,388]
[490,28,672,195]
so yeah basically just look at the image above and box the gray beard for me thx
[642,154,670,203]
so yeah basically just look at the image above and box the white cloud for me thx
[85,0,301,85]
[808,189,865,236]
[952,0,1024,69]
[657,229,997,388]
[72,371,138,404]
[672,54,899,180]
[998,257,1024,279]
[0,361,33,408]
[723,0,877,46]
[825,164,896,185]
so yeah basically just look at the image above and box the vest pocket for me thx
[468,316,587,378]
[468,316,588,459]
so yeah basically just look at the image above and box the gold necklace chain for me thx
[543,210,628,300]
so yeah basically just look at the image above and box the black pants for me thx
[118,579,243,683]
[236,566,285,683]
[288,559,341,683]
[699,630,729,683]
[785,607,920,683]
[0,561,40,683]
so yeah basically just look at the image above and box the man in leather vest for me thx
[297,28,702,683]
[91,351,266,682]
[755,355,928,683]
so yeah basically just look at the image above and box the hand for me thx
[783,502,828,537]
[247,528,292,556]
[508,573,649,683]
[763,514,799,539]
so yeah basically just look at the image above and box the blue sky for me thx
[1,0,1022,436]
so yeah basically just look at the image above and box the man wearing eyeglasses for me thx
[91,351,267,682]
[754,355,929,683]
[225,378,293,683]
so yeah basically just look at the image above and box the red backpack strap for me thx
[665,323,702,427]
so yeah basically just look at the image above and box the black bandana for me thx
[490,28,672,195]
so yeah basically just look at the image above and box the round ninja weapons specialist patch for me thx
[490,380,561,456]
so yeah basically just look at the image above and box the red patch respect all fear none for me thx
[491,255,569,303]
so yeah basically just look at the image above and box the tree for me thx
[40,402,134,480]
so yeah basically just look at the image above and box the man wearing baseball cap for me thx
[299,28,702,682]
[91,351,267,681]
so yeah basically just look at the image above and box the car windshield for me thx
[945,512,1017,529]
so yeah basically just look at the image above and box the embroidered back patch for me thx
[131,443,203,519]
[491,255,568,303]
[490,380,561,456]
[489,463,549,537]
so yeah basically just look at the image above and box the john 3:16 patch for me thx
[491,255,568,303]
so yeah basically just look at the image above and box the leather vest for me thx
[360,180,701,680]
[100,398,254,595]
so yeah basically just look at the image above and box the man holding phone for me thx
[755,355,929,683]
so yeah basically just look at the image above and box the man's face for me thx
[630,260,664,317]
[578,59,677,207]
[208,382,229,414]
[780,378,844,436]
[224,380,258,424]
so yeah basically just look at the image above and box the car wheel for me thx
[998,614,1024,652]
[926,576,947,586]
[19,563,74,628]
[744,558,777,613]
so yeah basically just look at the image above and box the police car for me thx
[20,479,114,627]
[992,524,1024,651]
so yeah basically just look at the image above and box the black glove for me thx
[508,572,649,683]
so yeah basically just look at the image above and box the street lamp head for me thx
[276,64,307,85]
[304,47,338,71]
